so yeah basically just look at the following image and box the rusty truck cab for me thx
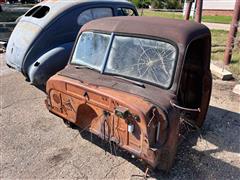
[45,17,212,170]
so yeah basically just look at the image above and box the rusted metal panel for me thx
[184,1,193,20]
[46,75,171,168]
[224,0,240,65]
[45,17,212,170]
[81,16,210,46]
[195,0,203,23]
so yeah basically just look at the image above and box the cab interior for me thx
[177,37,211,126]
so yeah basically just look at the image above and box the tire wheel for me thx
[63,119,78,129]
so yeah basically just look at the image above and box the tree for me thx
[165,0,182,9]
[130,0,183,9]
[131,0,151,8]
[151,0,183,9]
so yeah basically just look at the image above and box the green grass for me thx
[141,10,183,20]
[202,15,232,24]
[211,30,240,79]
[142,9,232,24]
[0,12,24,22]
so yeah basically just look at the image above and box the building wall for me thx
[203,0,235,10]
[203,10,234,16]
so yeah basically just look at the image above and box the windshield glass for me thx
[71,32,111,70]
[71,32,177,88]
[105,36,177,88]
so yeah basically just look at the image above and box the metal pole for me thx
[224,0,240,65]
[184,1,193,20]
[195,0,203,23]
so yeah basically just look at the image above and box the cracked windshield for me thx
[72,32,177,87]
[106,36,177,87]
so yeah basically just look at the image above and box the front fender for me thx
[28,42,73,85]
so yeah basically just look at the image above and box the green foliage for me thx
[131,0,151,8]
[143,9,232,24]
[132,0,183,9]
[164,0,182,9]
[151,0,162,9]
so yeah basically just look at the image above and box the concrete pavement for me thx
[203,22,230,31]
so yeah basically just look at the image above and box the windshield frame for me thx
[69,31,179,89]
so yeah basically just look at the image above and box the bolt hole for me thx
[34,62,40,67]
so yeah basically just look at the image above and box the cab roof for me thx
[80,16,211,46]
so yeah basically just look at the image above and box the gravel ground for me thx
[0,53,240,179]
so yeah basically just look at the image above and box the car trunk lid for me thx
[6,21,42,71]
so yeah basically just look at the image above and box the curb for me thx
[233,84,240,96]
[210,62,233,80]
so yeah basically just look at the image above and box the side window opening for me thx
[32,6,50,19]
[178,39,205,109]
[77,8,113,26]
[177,38,211,127]
[117,8,136,16]
[25,6,42,17]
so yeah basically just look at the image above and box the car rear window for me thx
[25,6,42,17]
[32,6,50,18]
[25,6,50,18]
[77,8,113,26]
[117,8,136,16]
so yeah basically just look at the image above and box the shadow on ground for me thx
[75,105,240,179]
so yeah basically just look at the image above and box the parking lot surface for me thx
[1,53,240,179]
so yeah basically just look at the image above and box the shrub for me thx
[140,0,183,9]
[164,0,182,9]
[131,0,151,8]
[151,0,161,9]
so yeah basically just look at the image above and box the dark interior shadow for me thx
[32,83,46,93]
[75,105,240,179]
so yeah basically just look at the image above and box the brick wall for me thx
[203,10,234,16]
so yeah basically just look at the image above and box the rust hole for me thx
[53,94,61,104]
[76,104,98,128]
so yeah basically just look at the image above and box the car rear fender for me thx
[28,42,73,85]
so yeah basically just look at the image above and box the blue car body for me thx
[6,0,138,85]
